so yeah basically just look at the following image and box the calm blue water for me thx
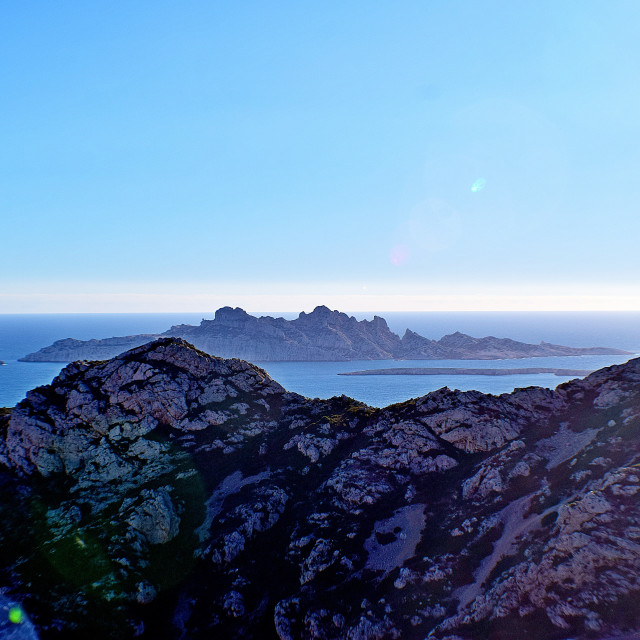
[1,312,639,408]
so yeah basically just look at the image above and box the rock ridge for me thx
[1,340,640,638]
[19,306,632,363]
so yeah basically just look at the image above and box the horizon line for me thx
[3,308,640,316]
[3,289,640,314]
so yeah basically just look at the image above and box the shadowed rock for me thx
[1,339,640,638]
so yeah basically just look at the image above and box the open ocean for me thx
[1,311,639,408]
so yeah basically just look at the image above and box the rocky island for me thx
[2,338,640,638]
[19,306,631,363]
[340,367,595,377]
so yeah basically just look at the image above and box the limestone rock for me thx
[2,341,640,640]
[124,488,181,545]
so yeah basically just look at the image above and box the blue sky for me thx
[2,1,640,312]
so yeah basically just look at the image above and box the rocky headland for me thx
[2,339,640,638]
[19,306,631,363]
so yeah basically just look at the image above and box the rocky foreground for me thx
[2,339,640,639]
[19,306,630,362]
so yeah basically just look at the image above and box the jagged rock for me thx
[284,433,337,463]
[123,488,181,545]
[462,467,503,500]
[222,591,245,618]
[2,339,640,639]
[19,307,630,362]
[135,582,157,605]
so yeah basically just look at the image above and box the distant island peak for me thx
[19,306,632,363]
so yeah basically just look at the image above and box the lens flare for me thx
[390,244,410,266]
[9,606,24,624]
[471,178,486,192]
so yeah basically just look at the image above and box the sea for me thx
[1,312,639,409]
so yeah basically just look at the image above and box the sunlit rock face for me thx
[2,339,640,639]
[19,306,631,362]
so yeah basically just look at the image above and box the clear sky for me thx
[2,1,640,312]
